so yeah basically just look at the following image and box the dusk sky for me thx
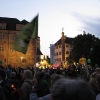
[0,0,100,56]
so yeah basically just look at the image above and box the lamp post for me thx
[36,63,40,68]
[41,55,44,60]
[20,57,23,67]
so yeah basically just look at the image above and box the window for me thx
[59,45,61,48]
[10,35,15,40]
[66,44,69,47]
[4,59,6,63]
[22,59,26,63]
[66,57,69,60]
[56,46,58,49]
[10,47,13,52]
[57,58,58,61]
[0,47,4,51]
[0,34,4,39]
[0,23,2,28]
[20,26,24,30]
[66,51,69,54]
[59,58,61,61]
[59,52,61,55]
[70,44,73,48]
[56,52,58,56]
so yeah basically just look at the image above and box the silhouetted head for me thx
[51,79,95,100]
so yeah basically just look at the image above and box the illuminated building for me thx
[54,28,74,62]
[0,17,42,67]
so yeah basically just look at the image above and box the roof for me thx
[0,17,20,23]
[0,17,29,30]
[55,37,74,46]
[37,48,43,55]
[20,20,29,24]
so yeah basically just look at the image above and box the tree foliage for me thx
[70,33,100,66]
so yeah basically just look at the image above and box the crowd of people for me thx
[0,62,100,100]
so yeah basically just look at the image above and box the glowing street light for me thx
[20,57,23,62]
[36,63,40,67]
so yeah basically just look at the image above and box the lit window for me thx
[0,47,4,51]
[10,47,13,52]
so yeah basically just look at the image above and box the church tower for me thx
[61,28,66,61]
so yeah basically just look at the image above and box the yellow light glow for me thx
[41,55,44,59]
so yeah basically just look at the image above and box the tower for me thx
[61,28,66,61]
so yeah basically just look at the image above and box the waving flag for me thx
[13,14,38,54]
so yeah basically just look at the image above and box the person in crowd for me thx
[6,65,12,78]
[95,68,100,74]
[30,74,64,100]
[92,64,99,73]
[35,72,50,97]
[0,69,11,100]
[50,73,64,85]
[56,67,62,75]
[50,78,95,100]
[89,71,100,95]
[0,86,5,100]
[16,69,25,88]
[67,64,77,79]
[30,78,95,100]
[20,70,33,100]
[96,74,100,100]
[8,72,19,88]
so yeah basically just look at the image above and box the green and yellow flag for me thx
[13,14,38,54]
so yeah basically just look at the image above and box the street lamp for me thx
[41,55,44,60]
[36,63,40,67]
[20,57,23,62]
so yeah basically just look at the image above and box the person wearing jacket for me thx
[0,69,11,100]
[20,70,32,100]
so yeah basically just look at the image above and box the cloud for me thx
[71,13,100,38]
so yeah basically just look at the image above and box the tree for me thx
[70,33,100,66]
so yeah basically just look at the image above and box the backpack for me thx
[11,81,32,100]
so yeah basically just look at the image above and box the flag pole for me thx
[34,39,37,77]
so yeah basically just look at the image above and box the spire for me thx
[62,27,64,32]
[62,27,64,37]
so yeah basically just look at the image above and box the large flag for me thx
[13,14,38,54]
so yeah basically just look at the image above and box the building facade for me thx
[54,30,74,62]
[50,44,55,63]
[0,17,41,68]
